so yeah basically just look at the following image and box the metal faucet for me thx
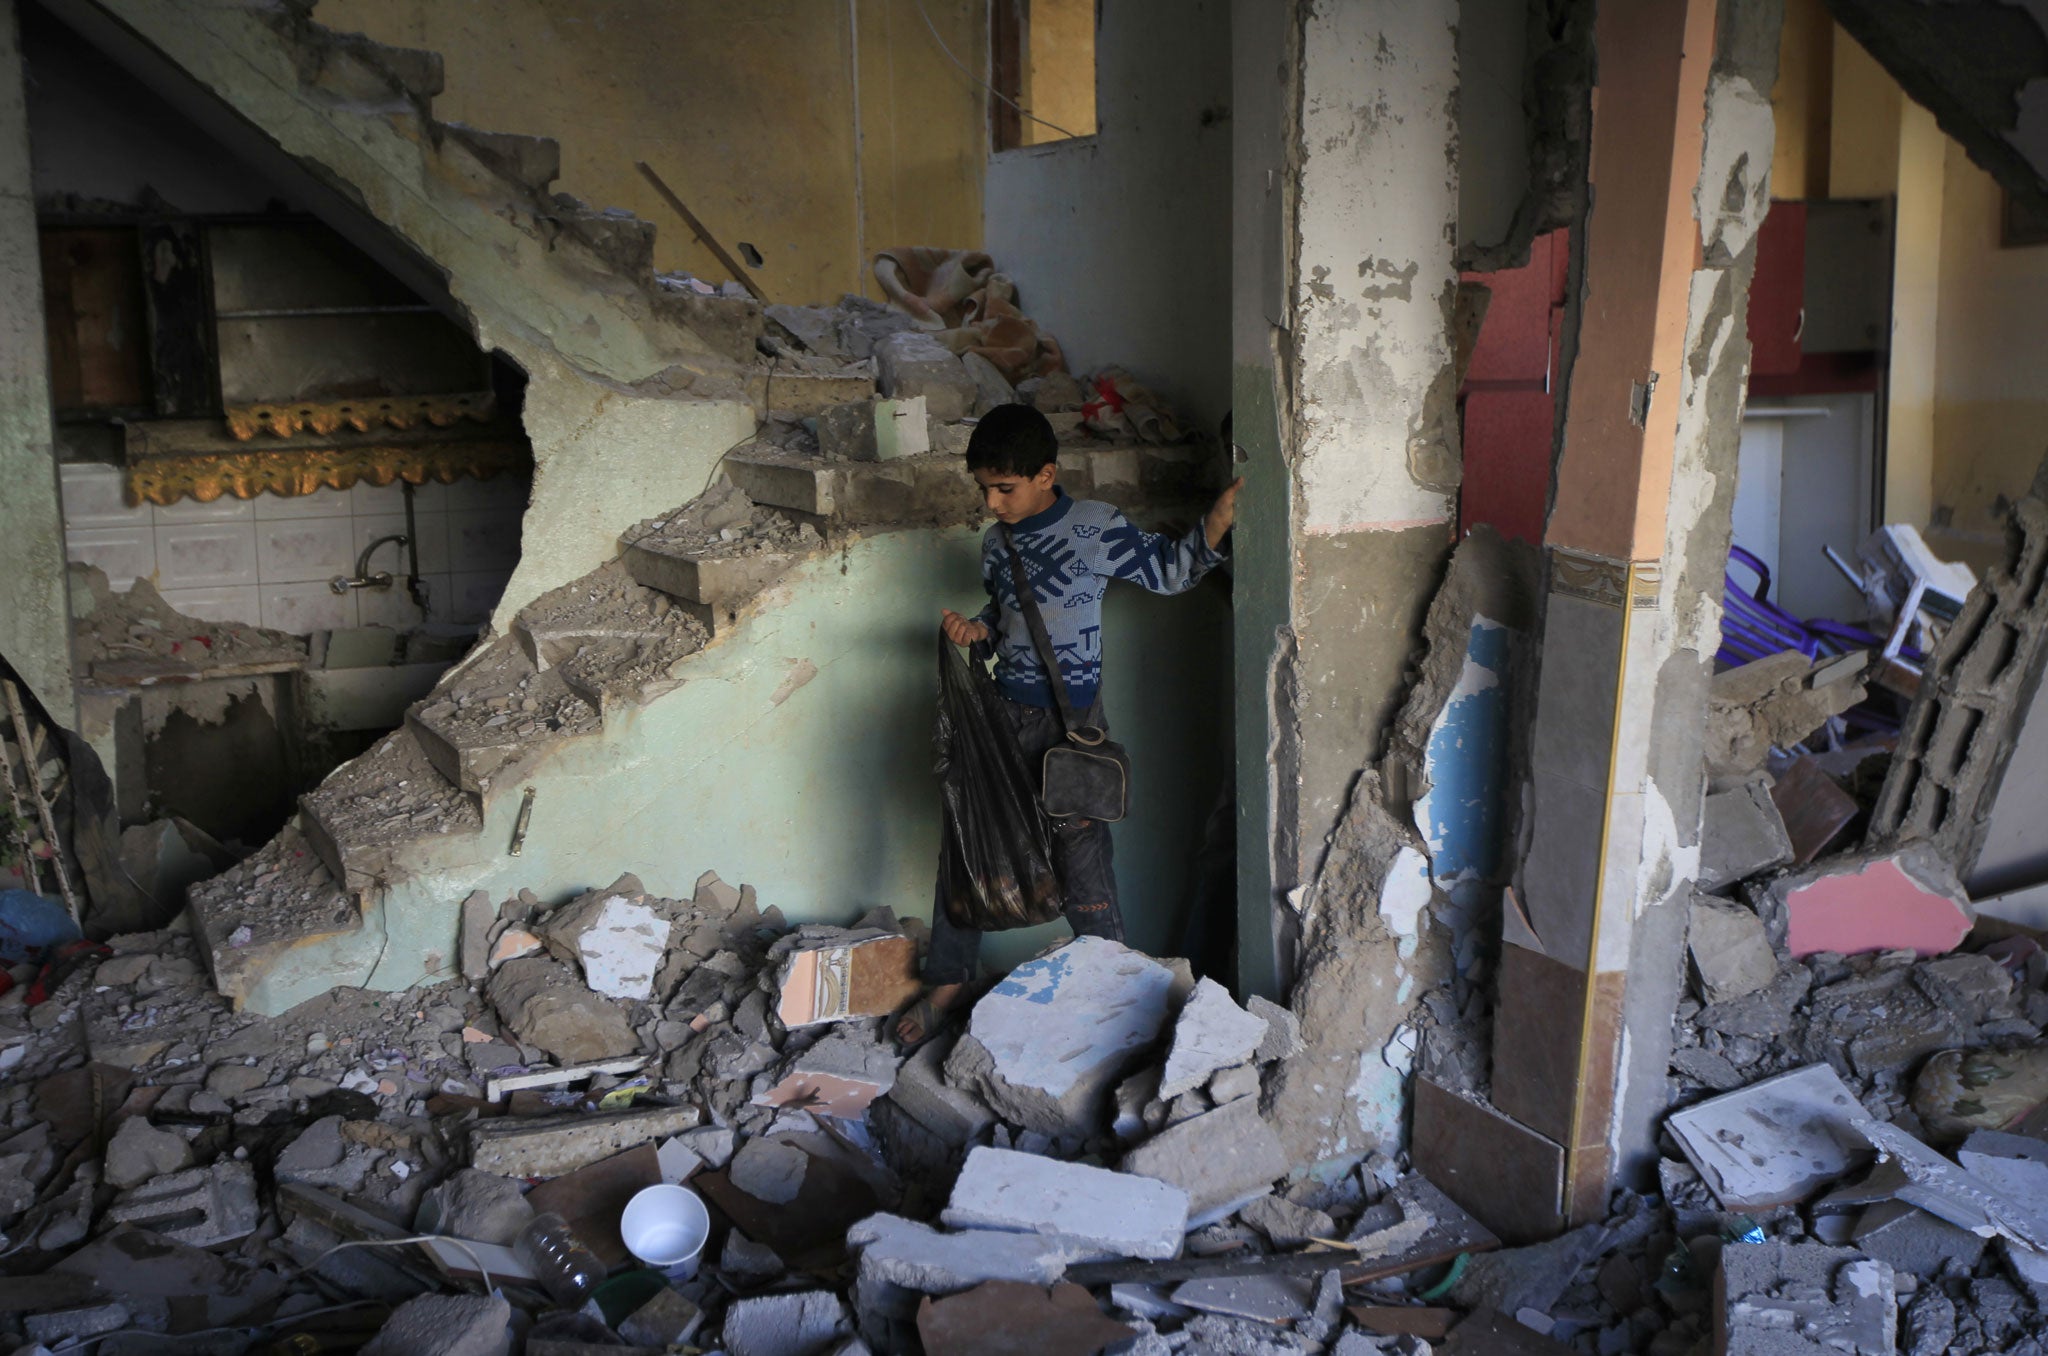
[331,534,408,594]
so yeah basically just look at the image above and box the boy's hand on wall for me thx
[1205,477,1245,551]
[941,609,991,646]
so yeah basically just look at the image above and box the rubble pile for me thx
[0,862,1565,1356]
[68,566,307,673]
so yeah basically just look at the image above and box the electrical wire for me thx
[913,0,1085,142]
[700,357,777,499]
[303,1233,497,1295]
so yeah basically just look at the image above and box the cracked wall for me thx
[0,0,74,725]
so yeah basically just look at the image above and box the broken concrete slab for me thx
[417,1169,534,1247]
[1851,1198,1988,1277]
[1172,1272,1315,1324]
[1856,1118,2048,1250]
[774,933,919,1028]
[275,1115,382,1192]
[1698,778,1795,892]
[873,332,976,422]
[490,956,640,1063]
[468,1105,701,1179]
[1238,1194,1337,1249]
[1768,844,1973,959]
[721,1290,853,1356]
[915,1281,1136,1356]
[883,1039,997,1147]
[1118,1095,1288,1225]
[1716,1241,1896,1356]
[460,890,496,982]
[848,1213,1088,1295]
[361,1292,513,1356]
[943,1146,1188,1260]
[102,1115,192,1190]
[107,1162,260,1247]
[1158,978,1268,1099]
[1667,1064,1870,1209]
[1687,894,1779,1005]
[944,938,1176,1138]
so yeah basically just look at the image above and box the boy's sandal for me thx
[892,995,951,1055]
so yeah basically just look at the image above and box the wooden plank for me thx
[486,1056,648,1104]
[634,162,767,302]
[1064,1176,1496,1288]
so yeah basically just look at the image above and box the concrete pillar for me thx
[0,0,75,725]
[1231,0,1461,1164]
[1488,0,1784,1223]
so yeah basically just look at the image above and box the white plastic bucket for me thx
[620,1184,712,1279]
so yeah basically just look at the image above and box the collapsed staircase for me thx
[188,433,1224,1013]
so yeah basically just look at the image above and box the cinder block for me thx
[108,1162,260,1247]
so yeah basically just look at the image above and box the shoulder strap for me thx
[1001,525,1083,736]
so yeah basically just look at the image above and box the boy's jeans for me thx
[924,696,1124,987]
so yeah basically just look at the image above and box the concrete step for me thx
[560,207,659,280]
[748,370,878,418]
[291,25,444,111]
[299,724,484,890]
[618,534,806,610]
[440,122,561,197]
[186,826,364,1008]
[512,560,711,712]
[407,638,602,795]
[722,449,982,526]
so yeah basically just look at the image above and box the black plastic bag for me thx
[935,633,1062,930]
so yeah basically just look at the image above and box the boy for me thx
[897,404,1241,1046]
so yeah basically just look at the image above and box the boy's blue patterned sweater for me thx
[974,487,1227,710]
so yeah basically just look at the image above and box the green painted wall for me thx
[250,525,1234,1013]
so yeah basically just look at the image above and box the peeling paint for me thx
[1380,844,1434,956]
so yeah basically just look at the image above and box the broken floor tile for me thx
[774,933,919,1028]
[1771,844,1973,959]
[1158,978,1268,1099]
[754,1029,899,1118]
[915,1281,1136,1356]
[944,937,1175,1138]
[1118,1094,1287,1225]
[1666,1064,1869,1209]
[730,1137,809,1205]
[942,1146,1187,1260]
[1172,1272,1315,1324]
[1716,1241,1896,1356]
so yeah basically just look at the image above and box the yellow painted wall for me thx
[1022,0,1097,146]
[1769,0,1832,199]
[1932,151,2048,558]
[1827,25,1902,199]
[317,0,986,303]
[1887,101,1946,532]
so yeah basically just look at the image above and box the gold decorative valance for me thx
[125,439,528,508]
[224,391,496,442]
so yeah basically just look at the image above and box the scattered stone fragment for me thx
[489,928,543,968]
[490,956,639,1063]
[755,1029,900,1117]
[618,1287,703,1348]
[944,938,1176,1138]
[24,1303,133,1344]
[275,1115,381,1193]
[943,1146,1188,1260]
[107,1162,260,1247]
[541,875,670,1000]
[1208,1063,1261,1105]
[460,890,496,982]
[1119,1095,1288,1224]
[916,1281,1136,1356]
[360,1292,513,1356]
[722,1290,853,1356]
[418,1169,535,1247]
[849,1213,1087,1296]
[883,1040,997,1147]
[1239,1193,1337,1248]
[873,332,977,422]
[731,1137,809,1205]
[103,1117,193,1190]
[1687,895,1778,1005]
[1698,778,1794,892]
[1851,1198,1988,1277]
[1159,978,1268,1099]
[1717,1241,1896,1356]
[1247,995,1304,1063]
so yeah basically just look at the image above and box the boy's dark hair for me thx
[965,403,1058,476]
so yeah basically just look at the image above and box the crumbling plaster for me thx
[241,529,1234,1015]
[1608,9,1783,1186]
[0,0,75,725]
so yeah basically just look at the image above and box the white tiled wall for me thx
[59,463,527,634]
